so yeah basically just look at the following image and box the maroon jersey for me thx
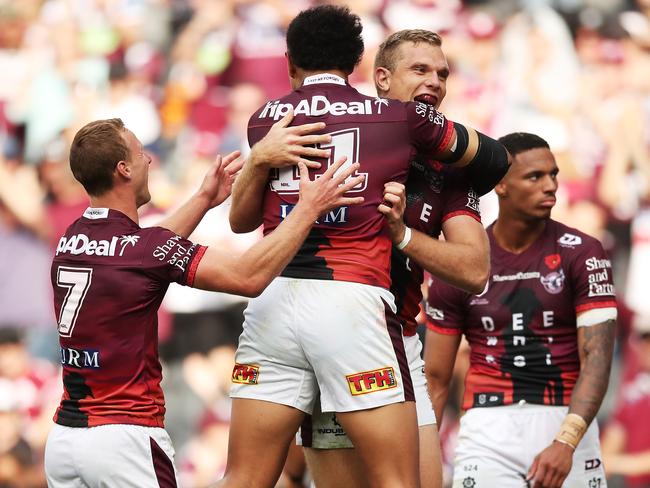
[391,162,481,336]
[609,371,650,487]
[51,208,206,428]
[426,220,616,409]
[247,74,454,289]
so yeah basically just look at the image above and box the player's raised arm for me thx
[157,151,243,238]
[229,110,332,233]
[407,102,511,196]
[438,122,511,196]
[196,157,364,296]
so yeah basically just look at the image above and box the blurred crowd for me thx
[1,0,650,487]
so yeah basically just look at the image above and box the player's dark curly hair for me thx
[286,5,364,74]
[498,132,550,157]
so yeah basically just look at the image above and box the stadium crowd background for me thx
[1,0,649,486]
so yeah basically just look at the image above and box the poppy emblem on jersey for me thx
[544,253,561,270]
[540,269,565,294]
[346,367,397,396]
[231,363,260,385]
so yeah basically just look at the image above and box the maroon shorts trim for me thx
[384,301,414,401]
[150,437,177,488]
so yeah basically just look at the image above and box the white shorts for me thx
[452,404,606,488]
[296,333,436,448]
[231,277,414,414]
[44,423,179,488]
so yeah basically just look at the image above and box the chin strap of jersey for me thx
[441,122,511,196]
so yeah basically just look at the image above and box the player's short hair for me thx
[69,118,130,196]
[286,5,364,74]
[498,132,550,157]
[375,29,442,73]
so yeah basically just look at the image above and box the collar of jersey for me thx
[302,73,346,86]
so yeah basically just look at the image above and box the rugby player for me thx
[222,6,509,488]
[425,133,616,488]
[299,30,498,488]
[43,118,363,488]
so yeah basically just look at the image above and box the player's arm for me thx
[437,122,512,196]
[602,424,650,477]
[157,151,243,238]
[527,316,616,488]
[408,103,510,196]
[229,110,332,233]
[195,158,364,297]
[424,328,462,425]
[379,182,489,294]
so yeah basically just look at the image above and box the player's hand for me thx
[249,108,332,169]
[527,441,574,488]
[378,181,407,245]
[197,150,244,207]
[297,156,365,218]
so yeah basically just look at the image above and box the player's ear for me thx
[495,181,507,197]
[115,160,131,180]
[375,67,391,94]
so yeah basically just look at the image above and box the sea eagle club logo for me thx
[258,96,382,121]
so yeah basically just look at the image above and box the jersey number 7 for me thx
[55,266,93,337]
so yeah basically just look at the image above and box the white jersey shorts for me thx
[297,333,436,449]
[452,403,606,488]
[230,277,415,414]
[44,423,179,488]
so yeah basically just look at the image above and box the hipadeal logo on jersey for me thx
[56,234,140,257]
[346,367,397,396]
[258,96,381,121]
[232,363,260,385]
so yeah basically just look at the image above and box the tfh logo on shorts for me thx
[346,367,397,396]
[231,363,260,385]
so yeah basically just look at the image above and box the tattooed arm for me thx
[528,319,616,488]
[570,319,616,424]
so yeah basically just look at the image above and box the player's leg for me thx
[300,280,421,488]
[218,399,305,488]
[336,402,420,487]
[221,278,318,488]
[409,333,443,488]
[304,448,369,488]
[277,439,309,488]
[302,332,441,488]
[300,405,369,488]
[303,422,441,488]
[419,423,443,488]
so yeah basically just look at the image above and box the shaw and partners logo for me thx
[232,363,260,385]
[56,234,140,257]
[346,367,397,396]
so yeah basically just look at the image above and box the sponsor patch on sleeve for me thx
[232,363,260,385]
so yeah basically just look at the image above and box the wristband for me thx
[554,413,587,450]
[396,226,412,250]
